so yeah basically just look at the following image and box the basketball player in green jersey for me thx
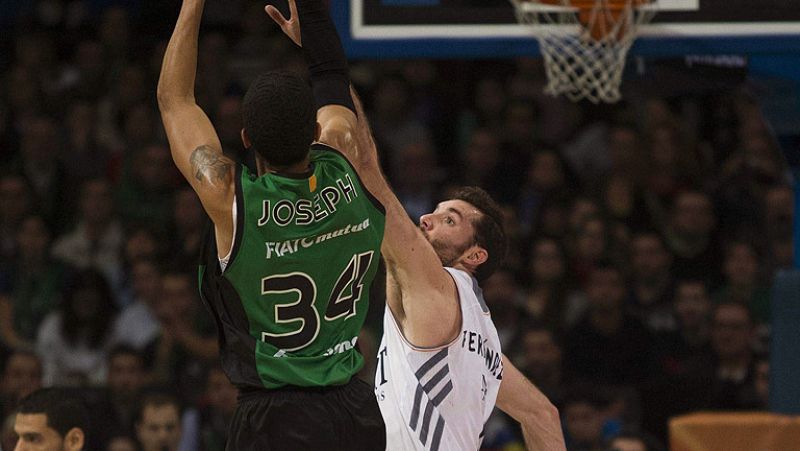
[157,0,385,449]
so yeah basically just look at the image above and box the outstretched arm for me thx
[157,0,234,231]
[266,0,358,157]
[349,89,461,348]
[497,355,566,451]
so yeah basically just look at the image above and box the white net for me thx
[511,0,656,103]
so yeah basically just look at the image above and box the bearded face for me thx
[422,228,471,267]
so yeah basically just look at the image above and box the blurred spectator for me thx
[62,100,110,187]
[98,7,132,70]
[601,173,652,233]
[199,365,237,451]
[642,279,713,442]
[568,215,610,285]
[105,345,147,435]
[52,178,125,292]
[531,195,570,239]
[97,64,150,151]
[523,237,583,331]
[148,271,218,406]
[0,174,34,268]
[0,351,43,421]
[213,94,249,164]
[117,226,164,308]
[135,393,183,451]
[517,150,576,234]
[36,269,118,386]
[655,279,713,378]
[454,128,503,201]
[714,240,771,325]
[393,139,443,220]
[481,268,525,348]
[568,197,601,233]
[13,31,57,97]
[706,302,762,410]
[563,264,654,387]
[124,226,163,266]
[168,187,208,269]
[562,387,607,451]
[57,39,107,103]
[0,215,68,351]
[369,75,432,180]
[643,120,701,200]
[457,77,507,146]
[496,100,539,195]
[517,324,563,404]
[663,190,722,285]
[195,33,232,112]
[627,231,675,333]
[13,115,70,230]
[116,143,177,232]
[112,259,162,351]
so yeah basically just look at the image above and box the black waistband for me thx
[237,377,358,402]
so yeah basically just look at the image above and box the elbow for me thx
[521,398,560,428]
[538,401,562,431]
[156,84,192,111]
[156,89,174,111]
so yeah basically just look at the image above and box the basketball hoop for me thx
[510,0,657,103]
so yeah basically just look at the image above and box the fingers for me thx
[265,5,288,26]
[288,0,298,21]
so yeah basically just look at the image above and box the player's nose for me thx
[419,214,433,230]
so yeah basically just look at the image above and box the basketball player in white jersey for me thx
[349,96,566,450]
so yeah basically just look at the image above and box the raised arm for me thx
[157,0,234,230]
[350,89,461,348]
[497,355,566,451]
[266,0,358,157]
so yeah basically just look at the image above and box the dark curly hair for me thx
[242,71,316,168]
[451,186,507,282]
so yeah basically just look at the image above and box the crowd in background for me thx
[0,1,794,450]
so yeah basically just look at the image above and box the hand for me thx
[266,0,301,47]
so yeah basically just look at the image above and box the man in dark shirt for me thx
[564,263,654,387]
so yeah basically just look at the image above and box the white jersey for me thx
[375,267,504,451]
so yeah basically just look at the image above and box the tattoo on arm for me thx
[190,145,233,187]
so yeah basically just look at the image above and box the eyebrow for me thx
[446,207,464,221]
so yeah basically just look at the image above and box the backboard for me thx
[331,0,800,58]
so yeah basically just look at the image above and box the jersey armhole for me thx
[217,165,246,273]
[386,270,463,353]
[217,196,236,272]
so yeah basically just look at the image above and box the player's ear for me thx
[64,427,85,451]
[466,246,488,267]
[241,128,252,149]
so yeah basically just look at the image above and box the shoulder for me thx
[310,142,350,165]
[445,268,482,300]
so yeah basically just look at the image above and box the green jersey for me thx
[199,144,385,389]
